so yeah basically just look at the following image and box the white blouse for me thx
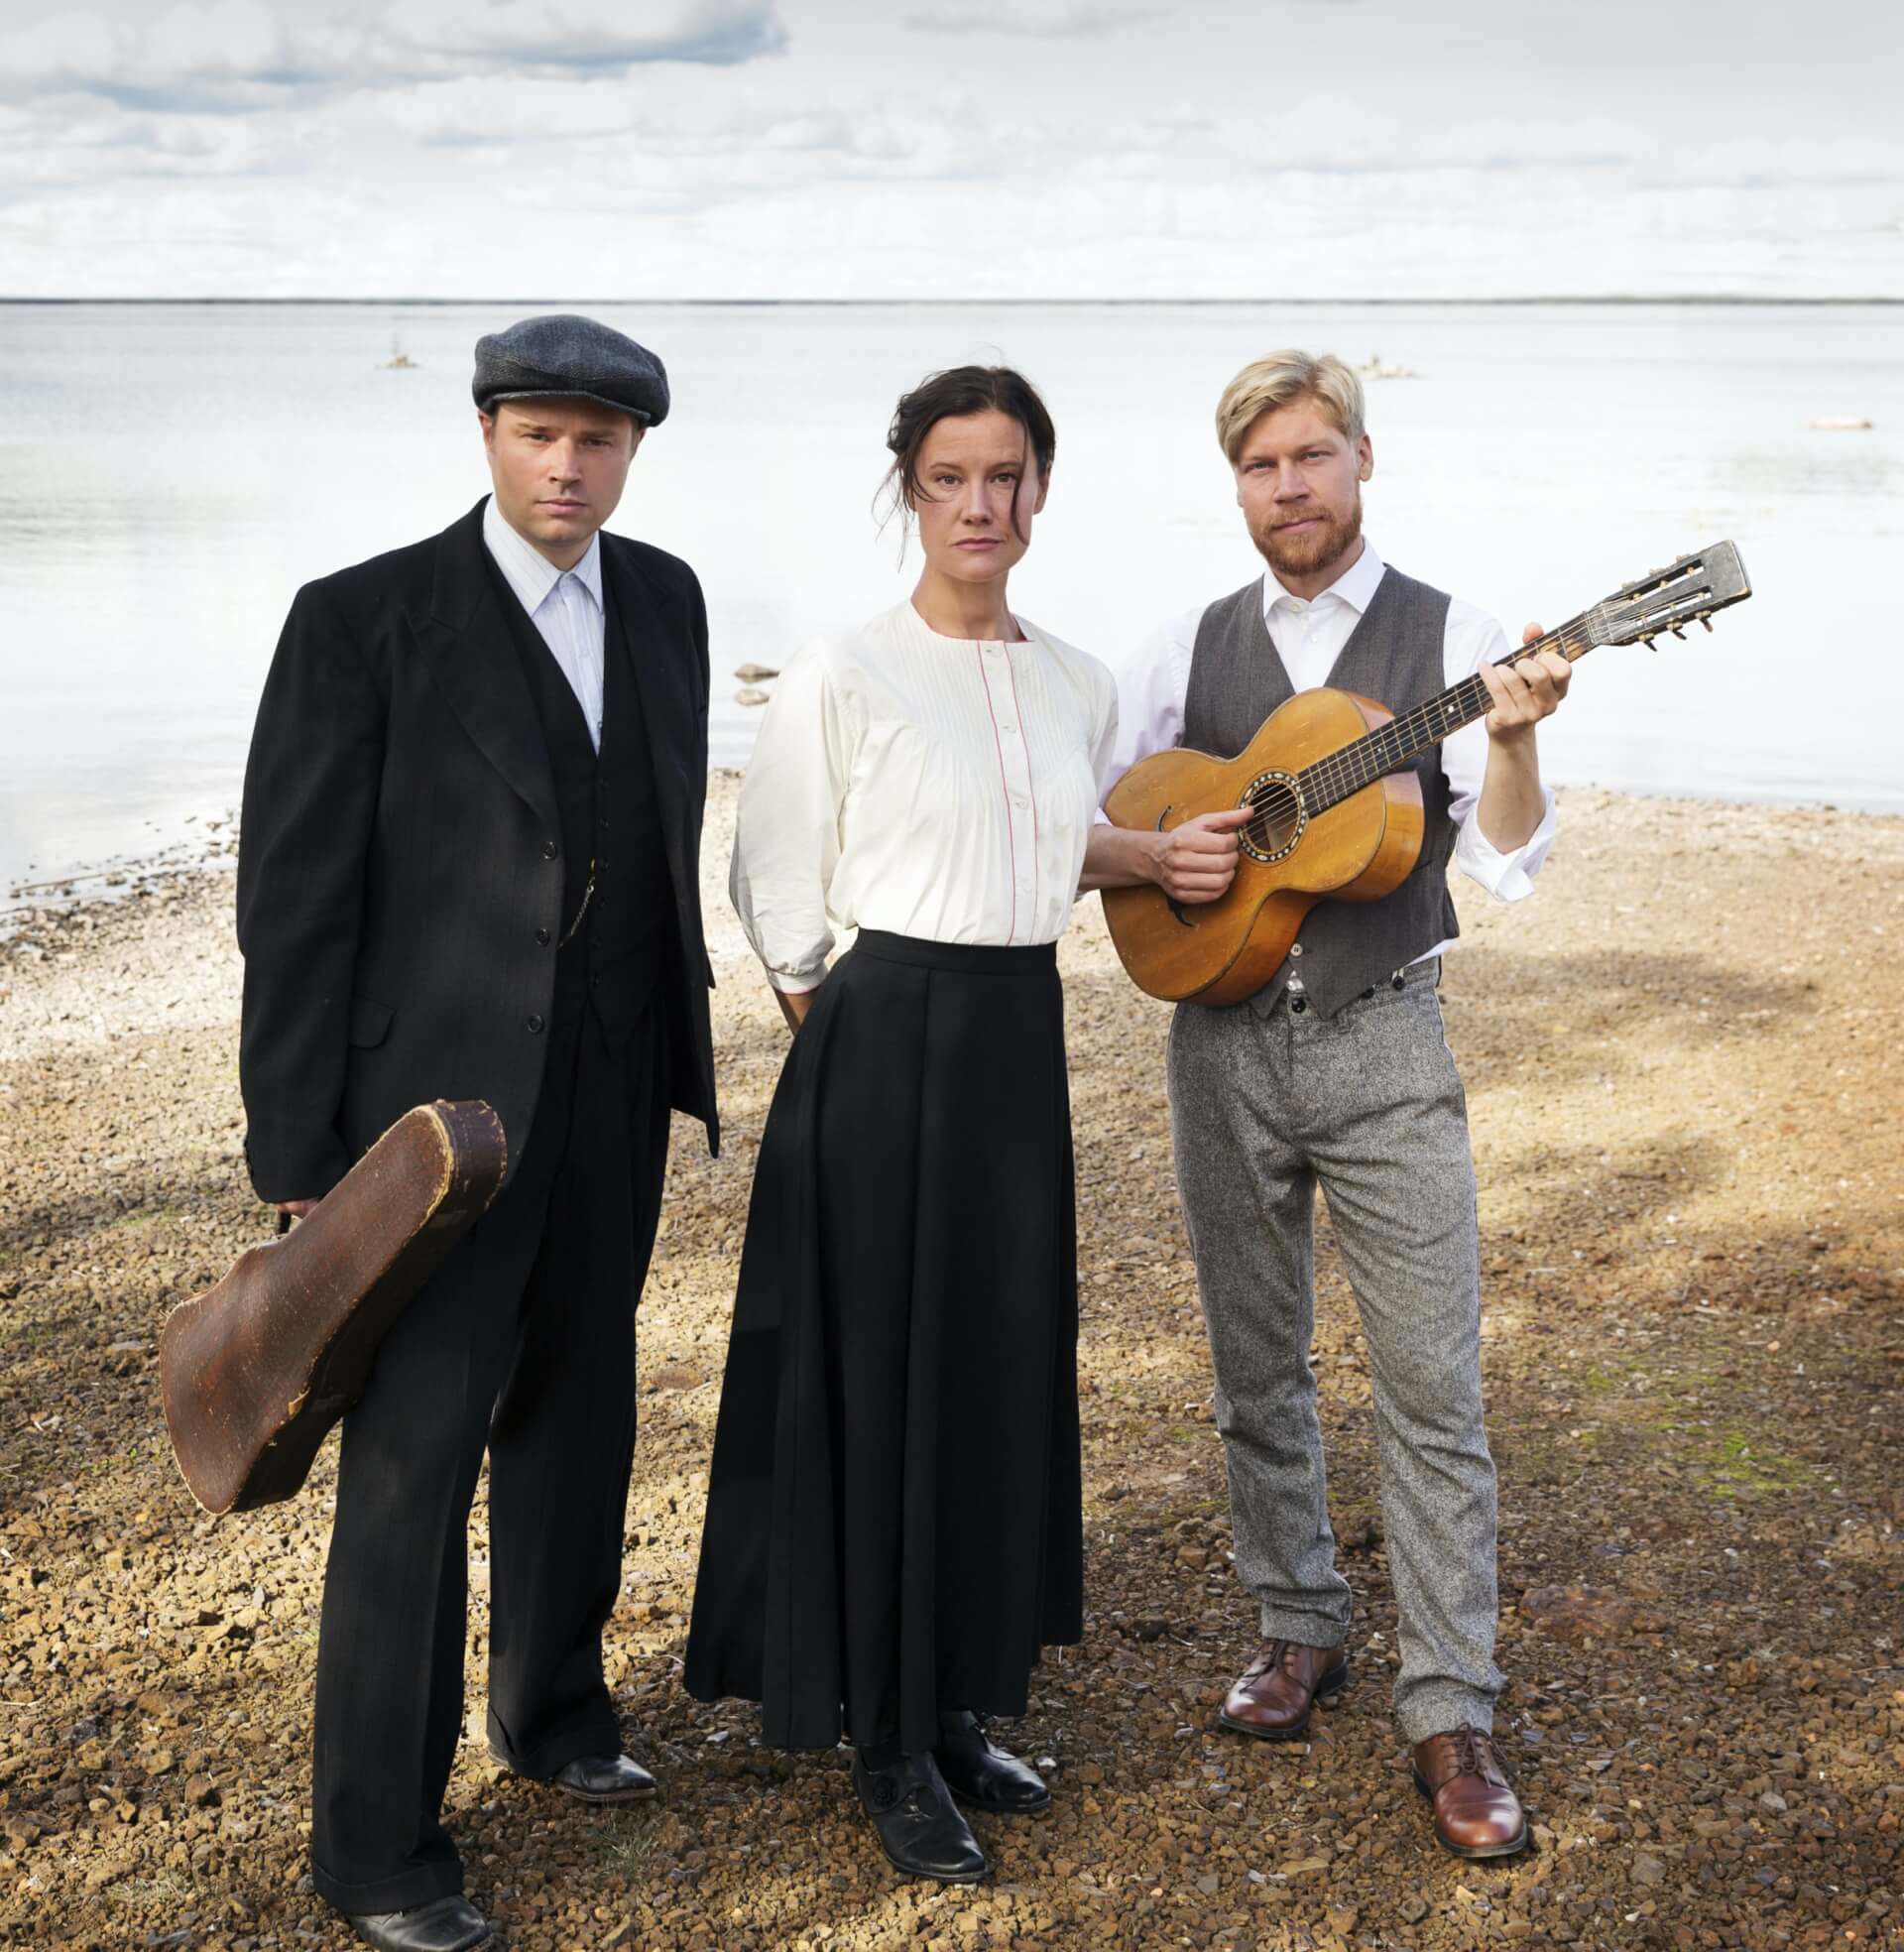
[732,601,1120,994]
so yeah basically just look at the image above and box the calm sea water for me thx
[1,300,1897,896]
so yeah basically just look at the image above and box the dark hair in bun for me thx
[880,364,1056,543]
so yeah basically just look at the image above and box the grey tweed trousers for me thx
[1166,959,1503,1743]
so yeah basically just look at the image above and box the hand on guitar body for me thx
[1080,804,1253,904]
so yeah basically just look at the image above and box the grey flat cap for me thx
[472,312,669,427]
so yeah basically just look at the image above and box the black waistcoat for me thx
[1182,564,1459,1016]
[481,550,675,1052]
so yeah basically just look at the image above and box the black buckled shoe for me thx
[346,1894,492,1952]
[852,1748,988,1884]
[934,1711,1051,1814]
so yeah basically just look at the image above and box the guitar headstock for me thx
[1594,543,1752,649]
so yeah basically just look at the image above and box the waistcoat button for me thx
[541,840,558,861]
[526,1014,544,1034]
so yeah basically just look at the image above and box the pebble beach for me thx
[1,776,1900,1952]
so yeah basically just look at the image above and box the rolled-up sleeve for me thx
[729,642,851,993]
[1443,608,1558,903]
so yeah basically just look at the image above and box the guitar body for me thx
[1102,687,1424,1005]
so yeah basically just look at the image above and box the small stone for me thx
[1195,1874,1220,1894]
[1631,1852,1668,1887]
[184,1773,220,1808]
[1399,1895,1430,1923]
[1326,1903,1360,1933]
[1759,1791,1788,1813]
[1518,1584,1636,1645]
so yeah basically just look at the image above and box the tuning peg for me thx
[1642,636,1658,652]
[1699,615,1714,632]
[1671,626,1686,639]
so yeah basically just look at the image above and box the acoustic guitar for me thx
[1101,544,1752,1005]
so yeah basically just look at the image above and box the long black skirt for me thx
[684,930,1083,1755]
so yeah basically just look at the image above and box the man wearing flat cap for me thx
[237,313,719,1952]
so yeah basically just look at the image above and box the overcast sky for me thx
[1,0,1897,300]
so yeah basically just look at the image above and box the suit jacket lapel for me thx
[602,540,692,849]
[411,500,557,829]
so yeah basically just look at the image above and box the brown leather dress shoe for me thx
[1218,1639,1349,1740]
[1411,1727,1529,1859]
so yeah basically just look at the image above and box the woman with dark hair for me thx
[684,366,1116,1884]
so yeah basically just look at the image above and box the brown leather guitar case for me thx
[159,1100,508,1516]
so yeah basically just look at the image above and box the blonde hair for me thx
[1215,350,1365,463]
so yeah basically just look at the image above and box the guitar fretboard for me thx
[1288,612,1600,817]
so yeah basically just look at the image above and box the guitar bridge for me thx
[1238,771,1306,864]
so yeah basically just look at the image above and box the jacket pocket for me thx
[346,994,395,1048]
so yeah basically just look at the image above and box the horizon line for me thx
[1,293,1899,308]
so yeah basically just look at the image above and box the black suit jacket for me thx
[237,498,719,1203]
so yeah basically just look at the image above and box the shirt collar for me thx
[481,495,604,615]
[1262,537,1385,622]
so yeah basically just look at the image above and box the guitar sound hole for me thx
[1240,772,1305,864]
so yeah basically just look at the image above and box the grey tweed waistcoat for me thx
[1182,564,1459,1017]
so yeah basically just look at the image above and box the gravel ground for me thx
[1,779,1899,1952]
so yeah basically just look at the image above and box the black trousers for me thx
[309,1000,670,1915]
[685,933,1082,1757]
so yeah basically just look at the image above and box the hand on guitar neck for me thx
[1475,622,1569,854]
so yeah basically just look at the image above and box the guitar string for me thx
[1238,615,1598,844]
[1264,616,1595,811]
[1236,577,1724,842]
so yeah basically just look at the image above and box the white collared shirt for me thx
[732,602,1120,993]
[481,496,608,751]
[1100,541,1557,961]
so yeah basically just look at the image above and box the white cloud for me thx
[0,0,1893,298]
[900,4,1162,36]
[0,0,786,104]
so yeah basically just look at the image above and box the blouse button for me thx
[1000,721,1017,736]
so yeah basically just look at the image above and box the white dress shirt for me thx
[1101,541,1556,961]
[482,496,607,750]
[733,601,1120,994]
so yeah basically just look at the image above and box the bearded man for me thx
[1084,350,1568,1859]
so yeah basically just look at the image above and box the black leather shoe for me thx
[346,1894,491,1952]
[489,1741,656,1803]
[550,1754,657,1803]
[852,1748,988,1884]
[934,1712,1051,1814]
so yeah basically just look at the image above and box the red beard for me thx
[1255,495,1363,581]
